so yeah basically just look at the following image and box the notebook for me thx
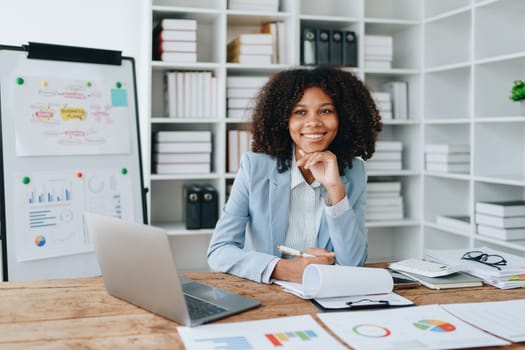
[396,270,483,290]
[84,213,260,326]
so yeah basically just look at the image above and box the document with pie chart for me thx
[318,304,509,350]
[14,168,133,262]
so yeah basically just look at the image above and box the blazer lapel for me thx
[318,173,351,248]
[269,166,290,256]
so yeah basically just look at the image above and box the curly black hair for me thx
[250,66,383,173]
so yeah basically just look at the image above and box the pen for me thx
[277,245,315,258]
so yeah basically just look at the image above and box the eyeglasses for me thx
[461,250,507,270]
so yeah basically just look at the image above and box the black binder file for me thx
[317,29,330,65]
[330,30,343,65]
[301,28,317,65]
[200,185,218,229]
[343,31,358,67]
[184,184,201,229]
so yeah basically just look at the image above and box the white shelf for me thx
[156,222,214,236]
[145,0,525,270]
[424,221,473,238]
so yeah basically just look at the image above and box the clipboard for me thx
[311,292,415,312]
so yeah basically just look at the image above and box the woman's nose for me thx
[305,111,322,125]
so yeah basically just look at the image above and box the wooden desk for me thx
[1,272,525,349]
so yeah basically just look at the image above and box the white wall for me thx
[0,0,151,173]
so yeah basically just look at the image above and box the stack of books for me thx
[436,215,471,232]
[364,35,393,69]
[366,141,403,171]
[228,0,279,12]
[425,246,525,289]
[366,181,404,221]
[382,81,408,120]
[371,92,392,120]
[165,71,216,118]
[227,129,252,173]
[227,34,273,64]
[153,19,197,62]
[475,200,525,240]
[226,76,268,119]
[260,22,285,64]
[152,131,212,174]
[424,143,470,173]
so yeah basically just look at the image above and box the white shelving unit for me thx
[422,0,525,259]
[146,0,525,271]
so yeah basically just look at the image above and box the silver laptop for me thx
[84,213,260,326]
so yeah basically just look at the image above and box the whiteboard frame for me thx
[0,44,147,281]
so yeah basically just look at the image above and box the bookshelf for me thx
[422,0,525,259]
[146,0,525,271]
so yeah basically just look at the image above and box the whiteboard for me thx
[0,44,146,281]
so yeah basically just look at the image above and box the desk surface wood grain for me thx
[1,272,525,349]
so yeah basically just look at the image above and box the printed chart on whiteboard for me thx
[0,44,146,281]
[13,168,133,262]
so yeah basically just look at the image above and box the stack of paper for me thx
[442,299,525,343]
[371,92,392,120]
[475,200,525,240]
[382,81,408,120]
[228,0,279,12]
[227,34,273,64]
[364,35,392,69]
[226,75,268,119]
[436,215,471,232]
[153,131,211,174]
[424,143,470,174]
[366,180,404,221]
[153,19,197,62]
[425,246,525,289]
[366,141,403,172]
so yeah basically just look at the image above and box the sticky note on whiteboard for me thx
[111,89,128,107]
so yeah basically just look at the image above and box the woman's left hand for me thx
[296,150,345,204]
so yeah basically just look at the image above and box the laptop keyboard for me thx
[184,294,228,319]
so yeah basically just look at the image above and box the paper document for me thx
[273,264,393,299]
[442,299,525,342]
[318,304,510,350]
[425,246,525,289]
[177,314,347,350]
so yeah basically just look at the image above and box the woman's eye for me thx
[320,108,333,115]
[294,110,306,115]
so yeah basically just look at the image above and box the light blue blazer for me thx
[207,151,368,282]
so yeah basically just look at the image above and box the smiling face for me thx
[288,87,339,158]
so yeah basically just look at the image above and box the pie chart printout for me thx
[414,319,456,332]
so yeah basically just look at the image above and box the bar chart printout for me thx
[177,315,346,350]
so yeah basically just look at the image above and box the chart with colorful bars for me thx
[177,315,346,350]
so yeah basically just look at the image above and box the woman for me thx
[208,67,382,283]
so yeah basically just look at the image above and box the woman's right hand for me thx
[271,249,335,283]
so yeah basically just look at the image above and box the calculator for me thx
[389,258,461,278]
